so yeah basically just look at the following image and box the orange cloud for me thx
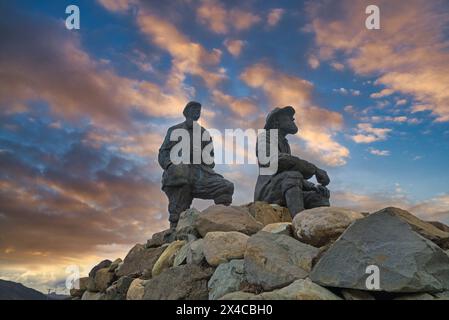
[224,39,246,57]
[267,8,285,27]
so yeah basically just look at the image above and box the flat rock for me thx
[143,264,214,300]
[126,279,146,300]
[256,279,342,300]
[116,244,166,277]
[195,205,263,237]
[292,207,363,247]
[377,207,449,249]
[261,222,292,236]
[208,260,246,300]
[311,209,449,293]
[244,202,292,226]
[152,240,186,277]
[244,231,319,291]
[187,239,205,265]
[203,231,249,266]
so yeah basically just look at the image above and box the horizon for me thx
[0,0,448,294]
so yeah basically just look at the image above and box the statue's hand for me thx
[315,185,330,198]
[315,168,330,186]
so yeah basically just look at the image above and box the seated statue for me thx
[158,101,234,229]
[254,106,330,218]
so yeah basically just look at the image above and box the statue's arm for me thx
[278,154,317,179]
[158,129,173,170]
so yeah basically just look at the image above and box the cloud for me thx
[196,0,260,34]
[211,90,257,117]
[333,88,361,96]
[305,0,449,122]
[368,148,390,156]
[267,8,285,27]
[224,39,246,57]
[97,0,137,12]
[330,62,345,71]
[370,88,394,99]
[240,63,349,166]
[308,55,320,69]
[350,123,391,143]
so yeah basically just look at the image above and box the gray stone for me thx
[108,258,122,272]
[244,231,319,291]
[311,209,449,293]
[146,229,175,248]
[341,289,375,300]
[195,205,263,237]
[292,207,363,247]
[208,260,246,300]
[219,291,257,300]
[173,241,190,267]
[176,208,201,239]
[256,279,342,300]
[203,231,249,266]
[187,238,205,265]
[104,276,134,300]
[143,264,214,300]
[116,244,166,277]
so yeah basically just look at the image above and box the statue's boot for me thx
[285,186,305,218]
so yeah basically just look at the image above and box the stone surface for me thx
[244,202,292,226]
[219,291,257,300]
[176,208,201,238]
[311,209,449,293]
[394,293,435,300]
[341,289,375,300]
[261,222,292,236]
[195,205,263,237]
[256,279,341,300]
[187,238,205,265]
[173,241,190,267]
[292,207,363,247]
[208,260,246,300]
[377,207,449,249]
[143,264,214,300]
[94,268,116,292]
[152,240,186,277]
[428,221,449,233]
[104,276,134,300]
[88,259,112,278]
[117,244,166,277]
[108,258,122,272]
[203,231,249,266]
[126,279,146,300]
[81,291,106,300]
[244,231,319,291]
[70,277,89,297]
[146,229,175,248]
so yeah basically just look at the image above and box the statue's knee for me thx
[224,180,234,195]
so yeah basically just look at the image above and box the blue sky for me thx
[0,0,448,292]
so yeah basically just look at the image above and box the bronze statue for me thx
[255,106,330,218]
[158,101,234,229]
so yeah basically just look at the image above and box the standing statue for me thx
[255,106,330,218]
[158,101,234,229]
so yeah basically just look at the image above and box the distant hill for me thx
[0,279,47,300]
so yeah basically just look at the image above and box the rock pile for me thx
[71,203,449,300]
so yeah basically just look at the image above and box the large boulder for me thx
[126,279,146,300]
[195,205,263,237]
[146,229,176,248]
[88,260,112,278]
[244,231,319,291]
[292,207,363,247]
[143,264,214,300]
[104,276,134,300]
[116,244,166,277]
[152,240,186,277]
[377,207,449,249]
[70,277,89,298]
[208,260,246,300]
[93,268,116,292]
[311,209,449,293]
[203,231,249,266]
[244,202,292,226]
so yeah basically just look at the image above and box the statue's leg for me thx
[165,185,193,229]
[191,166,234,206]
[285,186,305,218]
[303,190,330,209]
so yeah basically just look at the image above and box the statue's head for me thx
[264,106,298,135]
[183,101,202,122]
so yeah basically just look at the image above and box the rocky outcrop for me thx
[73,203,449,301]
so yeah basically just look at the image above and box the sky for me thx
[0,0,448,293]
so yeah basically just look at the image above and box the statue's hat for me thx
[264,106,295,129]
